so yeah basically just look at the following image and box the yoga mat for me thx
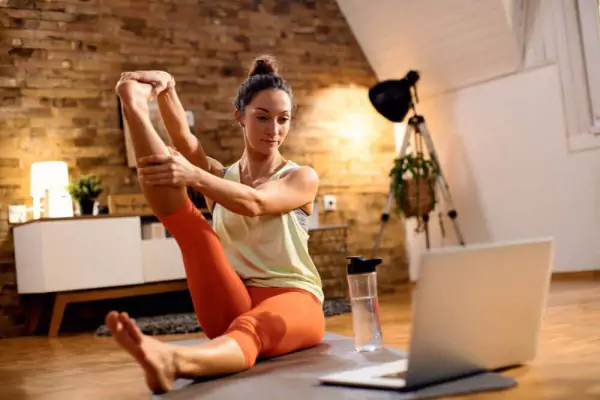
[152,332,516,399]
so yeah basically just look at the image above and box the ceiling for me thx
[336,0,526,99]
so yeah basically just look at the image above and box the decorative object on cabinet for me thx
[8,204,27,223]
[30,161,73,219]
[68,174,103,215]
[107,193,153,215]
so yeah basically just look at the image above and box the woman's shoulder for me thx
[280,166,318,188]
[222,159,241,178]
[279,160,315,177]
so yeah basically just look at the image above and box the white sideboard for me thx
[13,215,185,294]
[12,215,187,336]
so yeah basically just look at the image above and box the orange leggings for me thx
[157,198,325,368]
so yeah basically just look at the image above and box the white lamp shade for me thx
[30,161,70,197]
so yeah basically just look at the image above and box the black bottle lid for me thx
[347,256,382,275]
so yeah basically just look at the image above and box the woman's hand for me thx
[137,148,199,187]
[120,70,175,97]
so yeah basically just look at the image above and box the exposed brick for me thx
[0,158,20,168]
[0,0,408,337]
[7,47,35,59]
[0,261,15,274]
[4,9,41,19]
[0,185,21,200]
[5,0,36,8]
[76,156,124,169]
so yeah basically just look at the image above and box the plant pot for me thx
[397,178,436,218]
[79,199,95,215]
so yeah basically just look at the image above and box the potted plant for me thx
[68,174,103,215]
[389,152,439,219]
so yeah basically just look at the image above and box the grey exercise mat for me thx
[152,332,517,399]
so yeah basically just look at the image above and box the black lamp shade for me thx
[368,70,420,123]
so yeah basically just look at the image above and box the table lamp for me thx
[30,161,74,219]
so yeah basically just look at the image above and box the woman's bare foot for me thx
[115,78,153,103]
[105,311,178,394]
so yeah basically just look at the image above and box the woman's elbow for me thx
[243,193,267,217]
[243,202,263,218]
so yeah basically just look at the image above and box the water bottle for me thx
[346,256,383,352]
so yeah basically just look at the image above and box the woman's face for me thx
[235,89,292,156]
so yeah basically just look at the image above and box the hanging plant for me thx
[389,152,439,218]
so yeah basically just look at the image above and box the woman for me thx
[108,55,325,394]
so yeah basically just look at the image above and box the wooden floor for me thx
[1,276,599,400]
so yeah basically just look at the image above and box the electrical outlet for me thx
[323,194,337,211]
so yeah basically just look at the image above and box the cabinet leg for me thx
[25,296,44,336]
[49,293,67,337]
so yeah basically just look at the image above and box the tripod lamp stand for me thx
[368,71,465,257]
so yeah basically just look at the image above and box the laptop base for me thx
[320,360,517,398]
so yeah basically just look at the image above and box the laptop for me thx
[319,237,554,391]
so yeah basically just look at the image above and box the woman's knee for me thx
[223,312,324,368]
[222,290,326,364]
[257,304,325,356]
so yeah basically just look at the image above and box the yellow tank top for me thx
[211,159,324,304]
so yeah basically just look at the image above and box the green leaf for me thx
[68,174,103,202]
[388,151,440,218]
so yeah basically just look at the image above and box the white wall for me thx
[405,64,600,278]
[400,1,600,278]
[337,0,600,276]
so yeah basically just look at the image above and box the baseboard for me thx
[406,271,599,284]
[551,270,600,280]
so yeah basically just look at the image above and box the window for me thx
[555,0,600,150]
[577,0,600,134]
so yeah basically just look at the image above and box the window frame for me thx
[553,0,600,151]
[577,0,600,134]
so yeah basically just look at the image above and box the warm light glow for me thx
[30,161,69,197]
[339,112,372,139]
[301,85,382,141]
[30,161,71,219]
[393,122,407,154]
[293,84,397,187]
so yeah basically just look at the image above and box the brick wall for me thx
[0,0,408,337]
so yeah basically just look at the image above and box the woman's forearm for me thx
[191,168,261,217]
[156,87,210,171]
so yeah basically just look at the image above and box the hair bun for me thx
[248,55,278,77]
